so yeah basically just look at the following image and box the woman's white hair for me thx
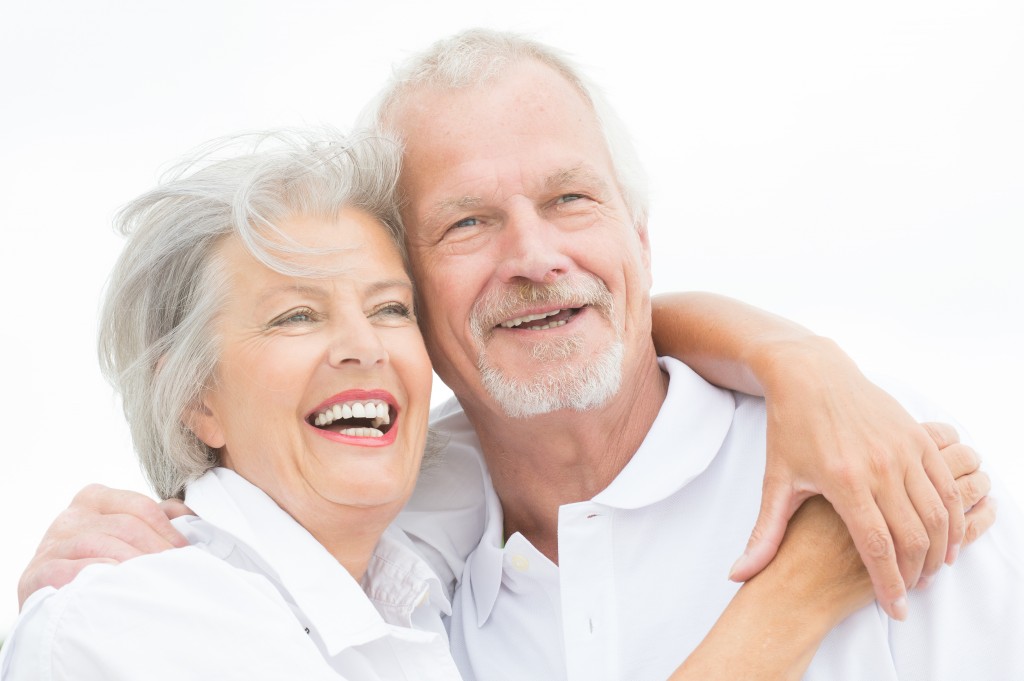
[99,128,404,499]
[358,28,650,228]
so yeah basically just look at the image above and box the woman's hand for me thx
[668,438,993,681]
[733,336,968,621]
[650,292,991,621]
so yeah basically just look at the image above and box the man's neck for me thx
[463,348,669,564]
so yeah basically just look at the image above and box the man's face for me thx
[393,60,654,417]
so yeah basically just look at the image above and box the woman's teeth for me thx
[312,399,391,437]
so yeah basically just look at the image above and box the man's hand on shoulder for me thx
[730,335,995,621]
[18,484,191,608]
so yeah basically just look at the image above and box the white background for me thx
[1,0,1021,638]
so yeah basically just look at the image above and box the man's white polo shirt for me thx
[1,468,461,681]
[407,357,1024,681]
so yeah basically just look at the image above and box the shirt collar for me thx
[184,468,447,655]
[592,357,736,509]
[463,460,506,628]
[464,356,736,625]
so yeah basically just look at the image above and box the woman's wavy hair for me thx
[99,128,405,499]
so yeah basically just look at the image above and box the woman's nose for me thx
[327,317,389,368]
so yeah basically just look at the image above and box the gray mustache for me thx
[469,275,614,340]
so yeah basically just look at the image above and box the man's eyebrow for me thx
[545,165,610,193]
[422,166,609,226]
[426,195,484,226]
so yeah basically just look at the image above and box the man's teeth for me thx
[312,400,391,433]
[499,309,567,329]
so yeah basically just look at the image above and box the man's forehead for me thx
[390,59,591,134]
[389,60,615,213]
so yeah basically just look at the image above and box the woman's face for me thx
[190,207,432,524]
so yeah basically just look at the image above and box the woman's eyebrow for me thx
[253,283,330,306]
[365,278,415,296]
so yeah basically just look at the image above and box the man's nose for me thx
[494,205,573,284]
[327,316,389,368]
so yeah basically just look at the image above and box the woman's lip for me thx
[308,421,399,447]
[307,389,398,418]
[306,389,400,448]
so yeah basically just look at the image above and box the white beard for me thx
[469,274,624,418]
[478,336,624,418]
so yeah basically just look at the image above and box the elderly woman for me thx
[3,130,457,678]
[0,129,993,681]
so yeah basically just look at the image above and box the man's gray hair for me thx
[359,28,650,228]
[98,129,404,500]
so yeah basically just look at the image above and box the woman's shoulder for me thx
[1,534,327,680]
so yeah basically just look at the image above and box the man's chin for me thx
[478,340,625,419]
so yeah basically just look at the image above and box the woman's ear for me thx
[185,396,226,449]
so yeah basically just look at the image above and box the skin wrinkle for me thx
[422,165,610,241]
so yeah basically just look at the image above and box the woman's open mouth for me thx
[308,398,396,438]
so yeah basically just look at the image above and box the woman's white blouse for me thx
[0,468,462,681]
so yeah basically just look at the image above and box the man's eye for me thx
[451,217,480,229]
[555,194,585,204]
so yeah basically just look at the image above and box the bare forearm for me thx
[650,290,964,614]
[668,580,839,681]
[667,497,873,681]
[650,291,824,397]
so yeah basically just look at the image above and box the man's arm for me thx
[17,486,190,608]
[651,291,966,621]
[667,438,995,681]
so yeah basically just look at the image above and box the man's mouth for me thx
[308,399,395,438]
[497,307,581,331]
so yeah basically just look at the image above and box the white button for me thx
[510,554,530,572]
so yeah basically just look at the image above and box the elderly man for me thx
[10,28,1016,681]
[364,29,1023,680]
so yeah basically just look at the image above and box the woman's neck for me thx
[272,493,401,582]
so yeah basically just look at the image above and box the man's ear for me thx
[185,396,226,449]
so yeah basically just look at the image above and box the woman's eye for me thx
[373,302,414,320]
[270,308,318,327]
